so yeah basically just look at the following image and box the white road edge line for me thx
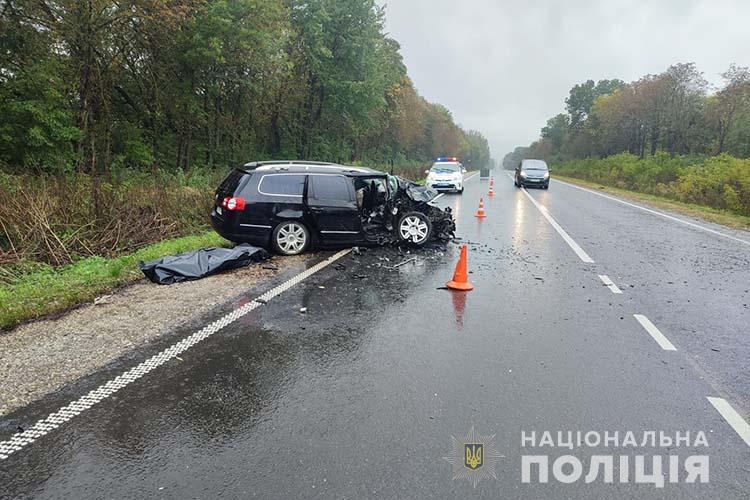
[0,248,352,462]
[598,274,622,294]
[555,179,750,247]
[707,397,750,447]
[633,314,676,351]
[520,187,595,263]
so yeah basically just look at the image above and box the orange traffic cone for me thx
[488,177,495,196]
[446,244,474,291]
[475,197,487,218]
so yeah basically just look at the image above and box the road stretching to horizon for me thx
[1,172,748,498]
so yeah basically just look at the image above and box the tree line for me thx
[0,0,490,177]
[504,62,750,167]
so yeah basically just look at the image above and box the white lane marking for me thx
[555,179,750,247]
[707,397,750,447]
[520,187,595,263]
[633,314,676,351]
[598,275,622,294]
[0,249,352,461]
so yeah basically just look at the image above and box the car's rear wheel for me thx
[272,221,310,255]
[397,212,432,246]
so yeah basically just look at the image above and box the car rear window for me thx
[309,175,352,202]
[217,169,248,197]
[258,174,306,196]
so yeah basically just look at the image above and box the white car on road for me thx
[424,157,466,193]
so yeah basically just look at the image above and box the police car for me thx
[424,157,466,193]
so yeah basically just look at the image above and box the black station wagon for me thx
[210,161,455,255]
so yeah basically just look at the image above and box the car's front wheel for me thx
[272,221,310,255]
[397,212,433,246]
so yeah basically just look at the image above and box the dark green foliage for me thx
[555,153,750,216]
[0,0,490,176]
[0,0,491,268]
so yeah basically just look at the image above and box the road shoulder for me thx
[554,174,750,232]
[0,253,316,416]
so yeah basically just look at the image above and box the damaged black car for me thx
[210,161,456,255]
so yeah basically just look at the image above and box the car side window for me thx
[258,174,306,196]
[310,175,353,202]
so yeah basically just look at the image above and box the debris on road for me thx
[388,257,417,269]
[300,307,308,314]
[139,243,269,284]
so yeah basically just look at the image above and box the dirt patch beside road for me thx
[0,253,317,416]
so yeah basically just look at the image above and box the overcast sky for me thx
[382,0,750,160]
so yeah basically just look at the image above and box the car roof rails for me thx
[242,160,340,169]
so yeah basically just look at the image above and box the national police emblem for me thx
[465,443,483,470]
[443,426,503,487]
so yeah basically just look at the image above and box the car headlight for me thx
[520,171,528,177]
[543,172,550,179]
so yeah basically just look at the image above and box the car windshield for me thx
[522,161,548,171]
[431,162,460,173]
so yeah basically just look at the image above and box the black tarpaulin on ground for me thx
[139,244,269,284]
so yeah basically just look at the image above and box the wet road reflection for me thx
[3,173,749,498]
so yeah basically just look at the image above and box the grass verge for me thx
[0,231,230,331]
[554,175,750,231]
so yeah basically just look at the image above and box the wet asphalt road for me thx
[1,173,749,498]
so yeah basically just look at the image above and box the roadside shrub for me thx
[0,169,223,266]
[554,153,750,216]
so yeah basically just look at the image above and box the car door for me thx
[305,174,362,244]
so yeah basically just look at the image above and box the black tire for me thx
[397,211,433,246]
[271,220,310,255]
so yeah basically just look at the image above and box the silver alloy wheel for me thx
[399,215,429,244]
[276,222,307,254]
